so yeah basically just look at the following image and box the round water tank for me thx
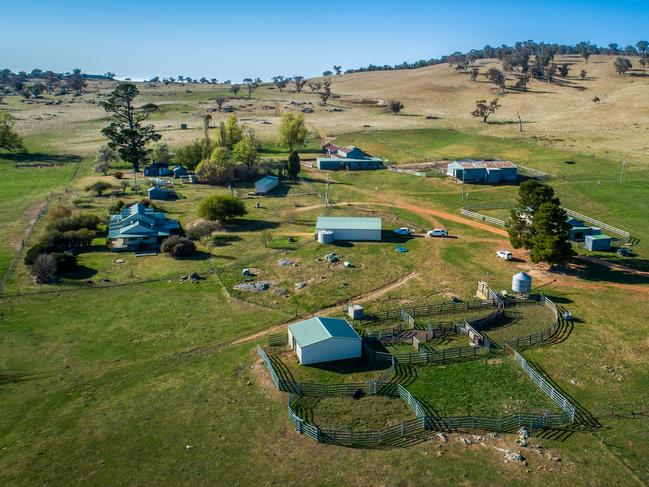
[512,272,532,293]
[317,230,335,244]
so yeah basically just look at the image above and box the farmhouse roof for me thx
[453,160,517,169]
[338,145,358,154]
[323,143,340,152]
[288,317,361,348]
[316,216,382,231]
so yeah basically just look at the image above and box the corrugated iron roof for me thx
[316,216,382,231]
[454,160,517,169]
[288,317,360,348]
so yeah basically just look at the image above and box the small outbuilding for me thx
[288,317,362,365]
[446,160,518,183]
[315,216,382,241]
[147,186,176,201]
[255,175,279,195]
[585,234,612,251]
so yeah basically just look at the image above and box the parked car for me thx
[617,247,631,257]
[427,229,448,238]
[496,250,513,260]
[393,227,413,236]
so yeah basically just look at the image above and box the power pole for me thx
[619,160,628,185]
[324,172,330,210]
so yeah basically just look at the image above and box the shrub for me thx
[108,199,125,215]
[71,198,83,207]
[186,221,220,241]
[161,236,196,257]
[198,195,247,222]
[48,214,100,233]
[51,252,78,274]
[114,171,124,179]
[31,254,57,283]
[85,181,113,196]
[24,241,53,265]
[45,204,72,222]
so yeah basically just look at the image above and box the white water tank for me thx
[512,272,532,293]
[317,230,335,244]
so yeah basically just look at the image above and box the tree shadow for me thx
[1,152,82,166]
[211,235,243,247]
[0,370,54,386]
[63,265,98,280]
[558,259,649,285]
[224,219,279,232]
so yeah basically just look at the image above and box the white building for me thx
[315,216,382,241]
[288,317,362,365]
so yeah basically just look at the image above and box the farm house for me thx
[315,216,382,241]
[288,317,362,365]
[446,160,518,183]
[317,144,384,170]
[108,203,181,252]
[255,175,279,194]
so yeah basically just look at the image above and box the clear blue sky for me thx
[2,0,648,81]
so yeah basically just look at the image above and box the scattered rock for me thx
[518,428,531,439]
[301,107,314,113]
[294,282,307,290]
[436,432,447,443]
[234,281,269,292]
[274,288,289,297]
[185,445,194,450]
[343,261,354,268]
[114,258,125,264]
[278,258,297,267]
[324,252,340,263]
[505,450,525,463]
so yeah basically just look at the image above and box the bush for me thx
[46,204,72,223]
[186,221,220,241]
[198,195,247,222]
[24,241,53,265]
[108,199,125,215]
[48,214,100,233]
[114,171,124,179]
[85,181,114,196]
[31,254,57,283]
[51,252,78,274]
[161,236,196,257]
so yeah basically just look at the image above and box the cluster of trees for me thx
[24,207,101,282]
[508,181,573,265]
[0,68,90,98]
[343,40,649,75]
[183,111,308,185]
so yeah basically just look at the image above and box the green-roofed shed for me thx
[315,216,382,242]
[288,317,362,365]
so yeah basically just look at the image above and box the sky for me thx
[2,0,648,81]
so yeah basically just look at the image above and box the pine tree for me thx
[530,202,573,264]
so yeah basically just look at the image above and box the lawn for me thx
[269,348,391,385]
[293,395,417,431]
[407,357,562,417]
[483,303,557,344]
[0,147,82,278]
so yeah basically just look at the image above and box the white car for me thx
[496,250,513,260]
[427,229,448,238]
[393,227,413,236]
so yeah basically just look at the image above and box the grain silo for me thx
[512,272,533,294]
